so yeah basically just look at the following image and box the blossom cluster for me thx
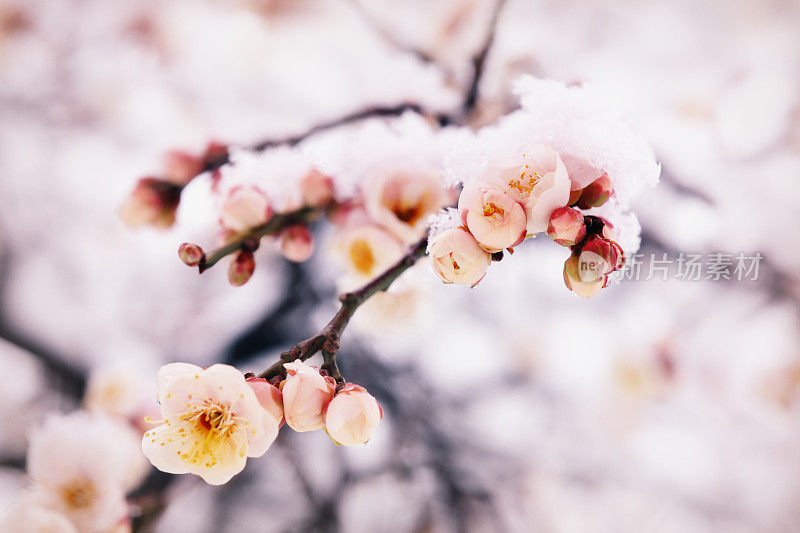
[121,78,658,297]
[142,361,382,485]
[429,77,660,296]
[428,145,624,295]
[0,365,155,533]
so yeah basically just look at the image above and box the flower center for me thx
[60,477,97,510]
[482,202,505,219]
[508,168,540,196]
[350,239,375,275]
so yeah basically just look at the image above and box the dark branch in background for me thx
[222,261,321,365]
[257,236,429,383]
[0,247,86,399]
[346,0,435,65]
[201,103,440,175]
[659,169,715,205]
[461,0,507,116]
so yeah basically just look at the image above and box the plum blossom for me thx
[428,227,491,286]
[26,412,145,533]
[163,150,204,186]
[142,363,280,485]
[228,249,256,287]
[493,145,571,235]
[363,169,450,244]
[331,224,404,280]
[280,359,336,432]
[0,495,78,533]
[299,169,335,207]
[324,384,383,446]
[118,178,181,229]
[84,363,154,424]
[278,225,315,263]
[547,207,586,247]
[458,180,527,251]
[219,185,273,233]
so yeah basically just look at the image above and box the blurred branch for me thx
[461,0,507,116]
[257,235,429,382]
[659,169,715,205]
[346,0,435,64]
[0,248,87,398]
[197,103,444,180]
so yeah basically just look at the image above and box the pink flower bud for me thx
[202,141,229,167]
[547,207,586,247]
[458,181,527,252]
[300,169,335,207]
[575,174,613,209]
[278,225,314,263]
[178,243,205,266]
[220,186,273,233]
[228,250,255,287]
[579,234,622,280]
[324,383,383,446]
[119,177,181,229]
[428,227,491,286]
[563,254,605,298]
[246,377,285,428]
[280,360,336,432]
[163,150,203,186]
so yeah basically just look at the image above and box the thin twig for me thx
[197,206,319,273]
[200,103,439,178]
[257,235,429,382]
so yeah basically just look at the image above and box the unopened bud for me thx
[568,188,583,206]
[579,234,623,279]
[163,150,203,186]
[563,254,605,298]
[220,186,273,233]
[228,250,255,286]
[324,383,383,446]
[300,169,335,207]
[202,141,229,167]
[119,177,181,229]
[547,207,586,247]
[281,360,336,432]
[278,225,314,263]
[575,174,613,209]
[178,243,205,266]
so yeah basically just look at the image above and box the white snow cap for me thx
[305,112,469,199]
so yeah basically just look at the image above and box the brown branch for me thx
[461,0,507,115]
[200,103,440,178]
[196,206,319,273]
[257,235,429,382]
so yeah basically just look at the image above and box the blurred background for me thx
[1,0,800,532]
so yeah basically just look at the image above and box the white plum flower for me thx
[84,362,154,424]
[26,412,143,533]
[142,363,281,485]
[363,168,449,244]
[0,494,78,533]
[331,224,405,281]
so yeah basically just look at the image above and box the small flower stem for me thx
[257,235,429,382]
[197,207,319,273]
